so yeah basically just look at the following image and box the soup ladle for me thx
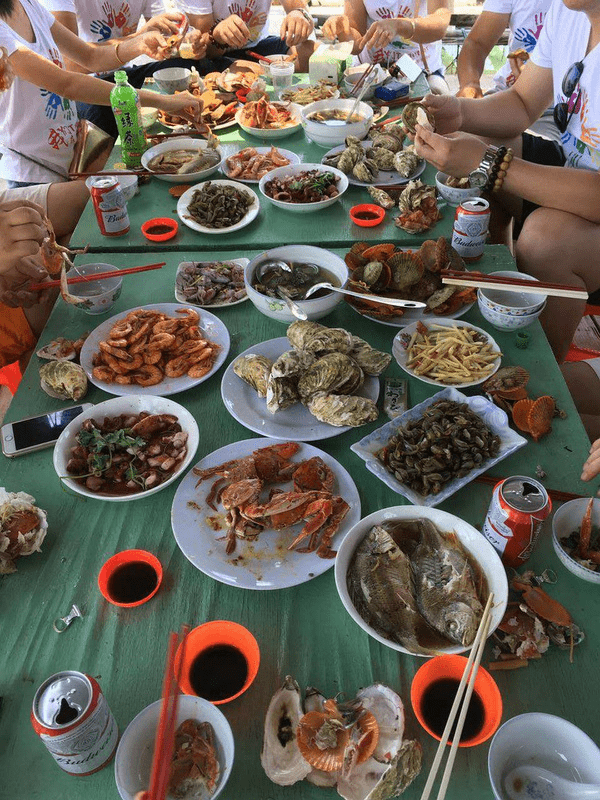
[303,282,427,309]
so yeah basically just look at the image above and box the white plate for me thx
[221,337,380,441]
[392,318,501,389]
[141,137,222,184]
[280,82,340,105]
[351,386,528,507]
[177,180,260,235]
[220,146,301,183]
[321,140,426,187]
[158,111,240,132]
[175,258,249,307]
[80,303,230,397]
[235,102,303,139]
[171,438,361,590]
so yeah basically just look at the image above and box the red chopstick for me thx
[441,269,584,294]
[474,474,584,502]
[29,262,165,292]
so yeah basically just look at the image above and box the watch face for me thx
[469,170,487,188]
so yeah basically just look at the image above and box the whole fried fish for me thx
[347,526,430,655]
[406,519,483,647]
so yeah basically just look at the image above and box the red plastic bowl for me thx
[349,203,386,227]
[98,549,163,608]
[141,217,178,242]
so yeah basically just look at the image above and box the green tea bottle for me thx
[110,70,147,168]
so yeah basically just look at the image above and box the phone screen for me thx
[12,407,86,450]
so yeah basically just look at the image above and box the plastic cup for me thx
[175,620,260,705]
[98,549,162,608]
[270,61,295,98]
[411,654,503,748]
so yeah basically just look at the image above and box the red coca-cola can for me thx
[451,197,491,262]
[90,176,130,237]
[482,476,551,568]
[31,671,118,775]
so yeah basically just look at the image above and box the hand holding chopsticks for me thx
[441,270,588,301]
[28,262,165,292]
[419,593,494,800]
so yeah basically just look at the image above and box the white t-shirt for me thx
[531,0,600,170]
[359,0,443,74]
[40,0,154,42]
[483,0,552,91]
[182,0,271,48]
[0,0,76,183]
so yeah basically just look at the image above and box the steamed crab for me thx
[240,97,295,129]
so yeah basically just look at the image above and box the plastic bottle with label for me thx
[110,70,147,169]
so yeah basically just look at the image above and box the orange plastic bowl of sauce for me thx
[141,217,178,241]
[349,204,385,227]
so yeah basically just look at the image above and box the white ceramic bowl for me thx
[53,395,199,502]
[334,505,508,657]
[435,171,483,206]
[301,99,373,147]
[488,713,600,800]
[115,694,234,800]
[85,172,138,203]
[551,497,600,584]
[478,296,546,331]
[235,102,303,140]
[343,64,388,99]
[478,271,546,316]
[259,163,349,213]
[153,66,191,93]
[245,244,348,323]
[65,262,122,315]
[141,137,222,184]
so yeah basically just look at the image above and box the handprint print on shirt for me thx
[90,18,112,40]
[47,46,63,67]
[101,2,114,26]
[114,3,131,30]
[514,13,545,50]
[578,89,600,149]
[40,89,73,121]
[230,0,255,24]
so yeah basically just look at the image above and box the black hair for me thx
[0,0,15,18]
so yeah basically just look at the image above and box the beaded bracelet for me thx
[208,22,228,51]
[492,147,514,192]
[485,145,506,190]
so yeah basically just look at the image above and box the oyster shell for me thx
[271,350,316,380]
[393,148,421,179]
[40,360,87,401]
[354,684,404,762]
[266,373,299,414]
[370,132,403,153]
[398,180,437,214]
[349,337,392,376]
[338,144,364,174]
[36,336,80,361]
[401,101,435,134]
[352,159,379,183]
[261,676,311,786]
[307,393,378,427]
[367,186,394,209]
[336,740,422,800]
[323,152,343,169]
[370,148,396,171]
[287,321,353,355]
[233,354,273,397]
[298,353,364,402]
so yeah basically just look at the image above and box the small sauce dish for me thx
[349,203,385,227]
[141,217,178,241]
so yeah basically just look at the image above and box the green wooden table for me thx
[0,244,598,800]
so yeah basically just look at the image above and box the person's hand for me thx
[187,29,210,59]
[414,127,487,178]
[0,200,46,269]
[321,15,352,42]
[212,15,250,49]
[582,439,600,481]
[421,93,463,134]
[280,9,313,47]
[359,18,410,51]
[457,85,484,99]
[139,11,185,36]
[139,30,172,60]
[159,91,204,124]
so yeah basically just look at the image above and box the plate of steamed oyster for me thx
[221,321,390,441]
[321,132,426,187]
[334,505,508,657]
[171,438,361,589]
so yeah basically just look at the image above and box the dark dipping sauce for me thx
[353,211,381,221]
[189,644,248,701]
[107,561,158,604]
[420,677,485,743]
[145,224,174,235]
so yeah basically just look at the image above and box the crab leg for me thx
[577,497,594,559]
[288,498,333,552]
[316,497,350,559]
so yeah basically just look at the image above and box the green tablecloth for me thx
[1,244,598,800]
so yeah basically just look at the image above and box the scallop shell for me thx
[528,395,555,441]
[425,285,457,311]
[353,711,379,765]
[435,236,465,272]
[297,711,349,772]
[261,676,311,786]
[362,261,384,286]
[233,353,273,397]
[512,398,535,432]
[418,239,438,272]
[482,366,530,396]
[307,393,379,427]
[387,252,424,290]
[360,244,396,262]
[302,689,339,788]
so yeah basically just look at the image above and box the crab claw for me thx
[577,497,594,559]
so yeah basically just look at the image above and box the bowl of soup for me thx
[301,99,373,147]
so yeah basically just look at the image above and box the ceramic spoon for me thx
[303,282,427,309]
[275,286,308,321]
[504,765,600,800]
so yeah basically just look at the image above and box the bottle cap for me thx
[114,70,127,82]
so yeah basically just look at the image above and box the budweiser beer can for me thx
[451,197,491,261]
[482,476,551,568]
[31,671,118,775]
[90,176,130,237]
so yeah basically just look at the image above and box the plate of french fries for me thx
[392,318,502,388]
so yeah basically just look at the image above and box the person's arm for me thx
[280,0,315,48]
[187,9,250,51]
[50,10,87,73]
[360,0,450,52]
[320,0,367,55]
[457,11,510,98]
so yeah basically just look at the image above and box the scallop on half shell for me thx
[261,675,312,786]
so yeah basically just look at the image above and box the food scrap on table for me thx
[0,489,47,574]
[40,360,87,401]
[36,334,87,361]
[396,180,441,234]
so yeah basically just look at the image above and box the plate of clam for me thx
[321,136,426,187]
[171,437,361,589]
[141,136,222,183]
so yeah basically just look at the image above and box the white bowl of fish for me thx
[342,63,389,99]
[114,694,234,800]
[334,505,508,657]
[435,172,483,206]
[350,387,528,507]
[85,171,138,203]
[53,395,199,502]
[301,99,373,148]
[153,66,191,93]
[141,137,222,183]
[245,245,348,323]
[551,498,600,584]
[478,271,547,317]
[258,164,349,213]
[65,262,123,315]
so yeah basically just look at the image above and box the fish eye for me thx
[447,620,458,632]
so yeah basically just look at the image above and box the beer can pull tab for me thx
[53,604,84,633]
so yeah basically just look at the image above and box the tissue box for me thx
[309,42,354,85]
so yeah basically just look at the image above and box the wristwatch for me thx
[469,145,499,190]
[290,7,314,25]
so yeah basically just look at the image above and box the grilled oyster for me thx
[233,353,273,397]
[266,373,299,414]
[287,321,354,355]
[371,148,396,171]
[337,141,365,174]
[298,353,364,402]
[352,158,379,183]
[261,676,311,786]
[40,360,87,401]
[349,336,392,376]
[367,186,395,209]
[307,393,378,426]
[393,148,421,178]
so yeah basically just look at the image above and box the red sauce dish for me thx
[141,217,178,241]
[350,204,386,227]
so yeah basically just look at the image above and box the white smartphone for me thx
[1,403,93,458]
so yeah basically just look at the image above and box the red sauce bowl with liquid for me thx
[349,203,386,227]
[98,549,163,608]
[141,217,178,241]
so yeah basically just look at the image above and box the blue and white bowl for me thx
[478,296,546,331]
[478,271,546,317]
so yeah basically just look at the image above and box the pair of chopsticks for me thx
[29,262,165,292]
[147,625,189,800]
[474,474,584,503]
[349,62,377,98]
[419,593,494,800]
[441,269,589,301]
